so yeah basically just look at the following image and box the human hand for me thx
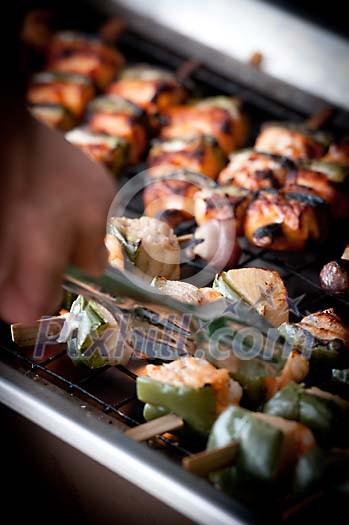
[0,115,116,323]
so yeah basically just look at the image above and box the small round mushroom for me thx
[320,260,349,296]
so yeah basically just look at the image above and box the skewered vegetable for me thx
[151,276,223,304]
[137,357,243,434]
[320,259,349,296]
[213,268,289,327]
[278,309,349,369]
[193,219,242,270]
[87,95,148,164]
[29,102,75,131]
[218,149,292,190]
[161,96,247,154]
[194,185,251,236]
[108,216,180,279]
[27,71,95,118]
[244,186,328,251]
[148,135,226,179]
[47,31,124,89]
[107,64,186,119]
[57,295,132,368]
[65,128,129,173]
[263,382,349,445]
[208,406,315,482]
[143,169,215,227]
[255,122,331,160]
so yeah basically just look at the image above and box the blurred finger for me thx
[70,214,108,277]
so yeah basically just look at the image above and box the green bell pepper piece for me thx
[208,406,284,481]
[230,372,267,409]
[66,295,117,369]
[143,403,170,421]
[263,382,342,444]
[136,376,217,435]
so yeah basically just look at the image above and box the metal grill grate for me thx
[1,23,349,520]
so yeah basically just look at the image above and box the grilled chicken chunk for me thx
[286,161,349,219]
[27,71,95,118]
[255,122,331,161]
[244,186,328,251]
[65,128,129,173]
[107,64,186,119]
[145,357,243,414]
[218,149,292,190]
[87,95,148,164]
[108,216,180,280]
[194,185,251,235]
[29,103,75,131]
[105,234,124,271]
[278,309,349,371]
[143,169,215,226]
[161,96,247,155]
[296,309,349,348]
[147,135,226,179]
[47,31,124,89]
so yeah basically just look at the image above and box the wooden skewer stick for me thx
[305,106,334,130]
[11,316,65,347]
[182,441,238,477]
[99,17,126,43]
[125,413,184,442]
[176,59,201,82]
[177,233,194,243]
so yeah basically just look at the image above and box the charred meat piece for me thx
[218,149,293,190]
[143,169,215,227]
[244,186,328,251]
[29,103,75,131]
[107,64,186,118]
[27,71,95,118]
[161,96,247,155]
[287,160,349,219]
[148,135,226,179]
[108,216,180,280]
[47,31,124,89]
[255,122,331,160]
[87,95,148,164]
[320,250,349,296]
[194,185,251,235]
[65,128,129,173]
